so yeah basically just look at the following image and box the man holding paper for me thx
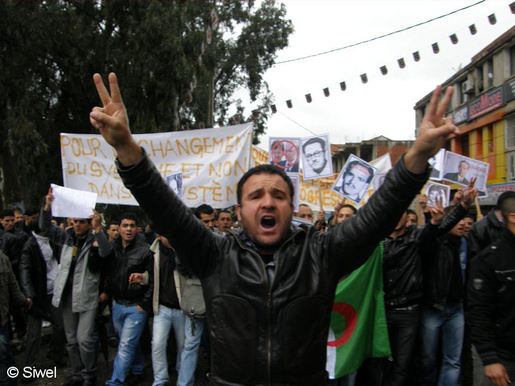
[90,72,457,385]
[40,188,103,386]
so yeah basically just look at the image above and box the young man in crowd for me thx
[90,72,456,384]
[468,194,515,386]
[19,217,66,380]
[418,184,478,386]
[295,203,314,224]
[40,189,103,386]
[94,213,153,386]
[216,210,233,233]
[0,250,30,386]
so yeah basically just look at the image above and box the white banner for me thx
[61,124,254,207]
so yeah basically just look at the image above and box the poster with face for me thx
[442,151,489,196]
[166,172,183,199]
[332,154,377,204]
[429,148,446,181]
[424,181,450,208]
[301,135,333,180]
[269,137,300,174]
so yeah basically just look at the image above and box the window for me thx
[510,45,515,76]
[476,66,484,92]
[459,79,469,104]
[461,134,470,157]
[486,59,494,88]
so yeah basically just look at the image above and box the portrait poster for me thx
[332,154,377,204]
[166,172,183,200]
[269,137,301,174]
[424,181,450,208]
[442,151,489,196]
[300,135,333,180]
[429,148,446,181]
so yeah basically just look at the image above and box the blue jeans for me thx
[420,303,464,386]
[106,301,148,385]
[178,317,204,386]
[152,305,186,386]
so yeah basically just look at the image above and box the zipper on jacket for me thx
[232,229,300,385]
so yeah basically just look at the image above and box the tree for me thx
[0,0,293,208]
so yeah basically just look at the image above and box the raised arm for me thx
[89,73,142,166]
[404,85,456,173]
[40,188,68,246]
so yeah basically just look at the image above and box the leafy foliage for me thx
[0,0,293,208]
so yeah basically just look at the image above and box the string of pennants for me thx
[269,5,515,114]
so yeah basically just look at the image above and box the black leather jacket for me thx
[420,204,468,310]
[118,151,428,385]
[99,233,154,312]
[467,229,515,364]
[467,209,504,260]
[383,207,467,309]
[18,234,59,318]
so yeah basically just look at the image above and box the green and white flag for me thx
[326,243,391,378]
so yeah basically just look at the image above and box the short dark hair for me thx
[302,137,326,154]
[343,161,374,184]
[119,212,138,225]
[499,195,515,223]
[107,221,119,229]
[463,213,475,221]
[340,204,357,215]
[496,191,515,209]
[195,204,214,219]
[236,164,294,205]
[0,209,14,218]
[217,209,231,220]
[406,209,417,216]
[25,207,39,217]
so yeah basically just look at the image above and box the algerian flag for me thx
[326,243,391,379]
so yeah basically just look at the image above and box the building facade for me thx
[414,26,515,200]
[330,135,413,173]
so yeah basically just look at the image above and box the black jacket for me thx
[0,228,25,276]
[18,234,59,318]
[382,208,463,309]
[467,209,505,260]
[99,233,153,313]
[118,151,428,385]
[467,229,515,364]
[420,204,468,310]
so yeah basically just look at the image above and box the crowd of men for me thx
[0,199,240,385]
[0,74,514,386]
[2,184,512,386]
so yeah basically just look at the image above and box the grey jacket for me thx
[40,209,101,312]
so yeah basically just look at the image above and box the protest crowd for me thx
[0,74,514,386]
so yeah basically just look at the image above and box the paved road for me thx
[12,323,211,385]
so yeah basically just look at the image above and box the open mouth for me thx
[260,216,276,229]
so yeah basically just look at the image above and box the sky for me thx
[252,0,514,150]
